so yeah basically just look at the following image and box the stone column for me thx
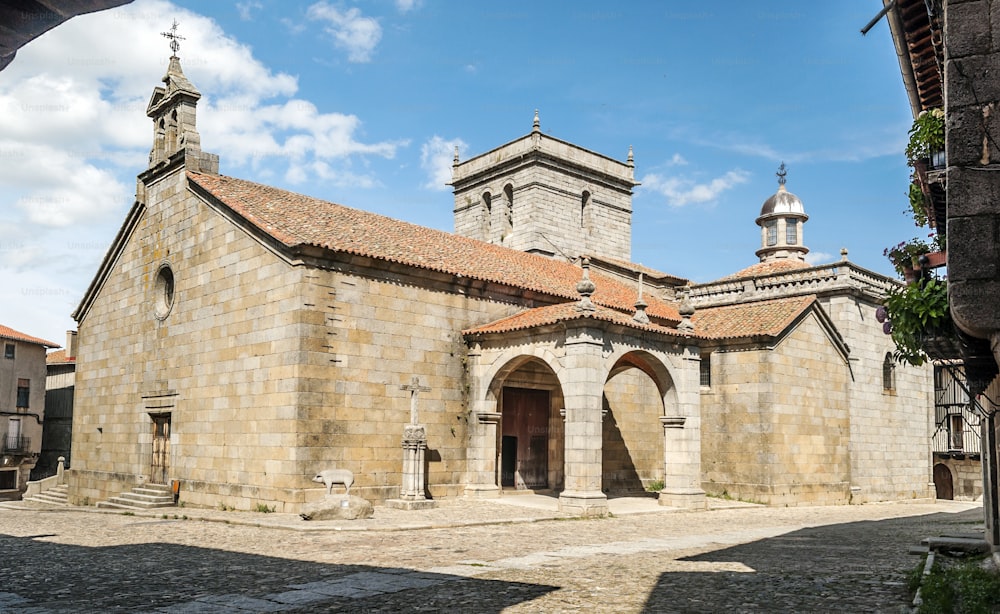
[558,324,608,516]
[658,345,706,509]
[465,411,502,498]
[463,342,502,498]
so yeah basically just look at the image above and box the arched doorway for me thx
[933,463,954,500]
[495,357,564,492]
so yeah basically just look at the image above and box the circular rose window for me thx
[153,264,175,320]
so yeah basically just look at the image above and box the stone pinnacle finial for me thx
[161,19,185,57]
[453,145,460,165]
[575,257,596,312]
[840,247,849,261]
[627,145,634,166]
[533,109,540,132]
[633,272,649,324]
[776,161,787,188]
[677,285,695,333]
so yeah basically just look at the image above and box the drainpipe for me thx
[0,411,42,424]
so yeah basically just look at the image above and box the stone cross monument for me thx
[387,376,436,509]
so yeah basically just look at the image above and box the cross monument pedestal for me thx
[386,377,437,510]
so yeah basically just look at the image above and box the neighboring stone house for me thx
[886,0,1000,552]
[0,324,59,499]
[67,51,934,515]
[31,331,77,480]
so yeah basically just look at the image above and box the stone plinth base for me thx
[558,490,608,517]
[385,498,437,510]
[464,484,501,499]
[658,488,707,510]
[300,495,373,521]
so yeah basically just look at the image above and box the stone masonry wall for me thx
[72,171,537,510]
[820,295,935,503]
[71,170,310,510]
[701,313,851,506]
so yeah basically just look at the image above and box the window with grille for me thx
[699,354,711,388]
[3,343,13,359]
[766,221,777,246]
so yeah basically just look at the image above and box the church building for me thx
[66,51,933,515]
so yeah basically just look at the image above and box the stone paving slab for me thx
[0,498,985,612]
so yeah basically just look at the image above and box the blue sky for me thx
[0,0,921,345]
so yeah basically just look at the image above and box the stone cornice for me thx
[691,261,897,308]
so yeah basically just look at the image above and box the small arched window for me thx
[581,190,591,228]
[766,221,778,246]
[481,191,492,239]
[882,353,895,391]
[503,184,514,230]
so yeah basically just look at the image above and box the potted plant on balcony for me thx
[878,276,953,366]
[905,108,945,169]
[884,235,942,281]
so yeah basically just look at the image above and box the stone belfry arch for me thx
[143,20,218,177]
[450,111,638,262]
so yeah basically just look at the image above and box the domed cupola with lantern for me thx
[755,162,809,264]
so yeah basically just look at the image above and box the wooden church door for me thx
[150,414,171,484]
[501,387,550,490]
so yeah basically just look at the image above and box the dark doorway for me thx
[501,387,550,490]
[933,463,954,500]
[501,436,517,487]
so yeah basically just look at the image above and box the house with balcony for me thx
[0,324,59,499]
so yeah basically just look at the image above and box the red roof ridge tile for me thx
[187,171,681,322]
[0,324,60,348]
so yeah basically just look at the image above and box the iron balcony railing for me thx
[1,433,31,455]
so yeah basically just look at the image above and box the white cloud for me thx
[396,0,420,12]
[640,169,750,207]
[0,0,413,343]
[236,1,262,21]
[805,251,834,265]
[307,3,382,63]
[668,153,688,166]
[420,136,467,190]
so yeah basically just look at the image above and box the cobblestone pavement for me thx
[0,499,983,613]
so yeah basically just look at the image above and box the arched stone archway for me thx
[603,350,675,494]
[465,351,565,498]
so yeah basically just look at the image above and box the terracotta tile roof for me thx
[718,259,811,281]
[465,302,684,336]
[188,172,681,322]
[46,349,75,364]
[692,295,816,340]
[0,324,59,348]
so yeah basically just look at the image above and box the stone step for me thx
[97,483,175,510]
[23,484,69,506]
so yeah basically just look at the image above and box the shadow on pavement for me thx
[641,506,984,613]
[0,528,558,613]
